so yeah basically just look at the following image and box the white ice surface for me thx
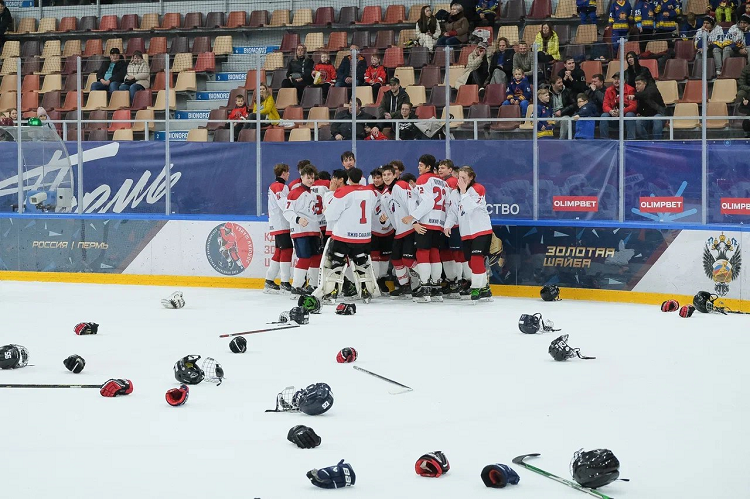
[1,281,748,498]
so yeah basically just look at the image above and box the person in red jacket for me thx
[312,52,336,99]
[364,54,387,101]
[365,128,388,140]
[227,93,249,141]
[599,72,636,139]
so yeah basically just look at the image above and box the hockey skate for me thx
[343,279,357,298]
[445,280,461,299]
[361,287,372,304]
[459,279,471,300]
[479,285,493,302]
[279,282,292,295]
[263,280,280,294]
[412,284,431,303]
[429,280,444,302]
[376,277,390,294]
[389,285,411,300]
[290,286,307,299]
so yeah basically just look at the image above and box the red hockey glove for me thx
[661,299,679,312]
[100,379,133,397]
[74,322,99,335]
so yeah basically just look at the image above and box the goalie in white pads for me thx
[315,168,380,303]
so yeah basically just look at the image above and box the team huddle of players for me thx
[265,151,493,303]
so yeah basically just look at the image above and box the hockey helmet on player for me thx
[0,344,29,369]
[298,295,321,314]
[571,449,620,489]
[518,314,542,334]
[173,355,205,384]
[289,306,310,324]
[296,383,334,415]
[540,284,561,301]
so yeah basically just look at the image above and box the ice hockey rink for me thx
[1,280,747,498]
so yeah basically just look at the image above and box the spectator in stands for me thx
[92,48,127,94]
[726,14,750,63]
[312,52,336,99]
[396,102,426,140]
[634,0,656,51]
[416,6,442,52]
[437,3,470,47]
[736,59,750,110]
[3,108,17,121]
[227,93,249,141]
[536,88,555,138]
[0,0,10,51]
[486,37,514,86]
[364,54,387,101]
[624,51,654,87]
[680,12,702,39]
[654,0,681,41]
[282,44,314,100]
[457,42,490,88]
[512,40,535,78]
[452,0,480,27]
[335,44,366,89]
[609,0,634,53]
[119,51,149,102]
[600,72,637,139]
[475,0,498,26]
[695,16,729,76]
[503,68,532,117]
[630,74,665,138]
[331,98,376,141]
[535,22,562,67]
[250,83,280,128]
[549,75,577,139]
[709,0,736,23]
[379,77,411,122]
[573,93,599,139]
[586,73,606,114]
[559,57,587,94]
[365,127,388,140]
[577,0,599,24]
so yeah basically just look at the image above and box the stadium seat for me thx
[719,57,746,79]
[170,37,190,55]
[21,41,41,58]
[491,104,522,130]
[460,103,492,131]
[120,14,139,31]
[0,74,15,92]
[104,39,123,56]
[150,55,166,74]
[394,66,415,87]
[1,40,19,59]
[407,5,423,22]
[15,18,36,34]
[151,72,174,93]
[213,36,234,56]
[325,32,349,52]
[418,66,442,88]
[171,53,193,73]
[453,84,479,106]
[639,59,659,80]
[313,7,335,26]
[445,65,465,88]
[528,0,552,18]
[354,87,374,106]
[41,40,61,59]
[415,104,436,119]
[22,57,42,77]
[158,13,181,30]
[40,74,62,94]
[504,0,527,21]
[36,56,61,75]
[85,110,108,131]
[82,91,107,111]
[205,108,227,131]
[581,61,603,82]
[383,47,404,68]
[108,109,131,131]
[264,52,284,72]
[36,18,56,33]
[264,128,286,141]
[304,32,324,53]
[339,6,359,25]
[238,128,257,142]
[710,79,737,103]
[662,58,689,81]
[675,40,696,61]
[655,80,679,105]
[138,13,160,31]
[274,87,299,109]
[62,40,81,59]
[457,45,476,66]
[428,85,451,107]
[375,30,395,49]
[132,109,155,132]
[280,33,300,53]
[21,74,39,93]
[269,10,290,27]
[213,128,231,142]
[0,57,18,76]
[324,86,348,109]
[205,12,225,29]
[686,0,709,14]
[57,17,77,33]
[0,91,15,112]
[281,106,303,127]
[106,91,130,110]
[224,88,246,109]
[148,37,167,56]
[690,57,716,80]
[360,6,383,24]
[20,90,38,114]
[87,129,108,141]
[187,128,208,142]
[194,52,216,73]
[645,40,668,54]
[228,11,248,28]
[440,104,464,127]
[677,80,702,103]
[672,103,699,129]
[305,106,330,128]
[40,89,61,111]
[397,29,417,48]
[432,47,456,67]
[289,128,312,141]
[405,85,426,106]
[552,0,578,17]
[83,73,97,92]
[96,15,118,32]
[383,5,406,23]
[125,38,146,57]
[148,90,177,111]
[113,129,134,140]
[291,9,313,27]
[183,13,202,30]
[244,70,267,90]
[573,24,598,45]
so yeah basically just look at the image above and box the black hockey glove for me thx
[74,322,99,335]
[287,425,322,449]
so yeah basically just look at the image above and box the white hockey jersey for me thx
[457,182,493,240]
[411,173,447,230]
[442,176,460,229]
[324,185,377,243]
[382,180,415,239]
[311,179,330,230]
[267,179,290,235]
[283,185,323,238]
[369,185,394,237]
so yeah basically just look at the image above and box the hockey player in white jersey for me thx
[265,163,293,294]
[381,171,417,298]
[368,167,394,294]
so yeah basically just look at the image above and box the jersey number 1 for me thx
[359,200,367,224]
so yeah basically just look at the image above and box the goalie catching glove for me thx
[307,459,355,488]
[100,378,133,397]
[74,322,98,335]
[481,464,520,488]
[161,291,185,309]
[415,451,450,477]
[287,425,321,448]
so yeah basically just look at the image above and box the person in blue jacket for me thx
[573,93,599,139]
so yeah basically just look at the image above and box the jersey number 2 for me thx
[433,187,446,211]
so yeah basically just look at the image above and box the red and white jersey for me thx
[411,173,448,230]
[288,177,302,190]
[457,182,493,240]
[267,179,290,235]
[283,185,323,238]
[368,185,394,237]
[311,179,330,230]
[323,190,336,236]
[324,185,377,243]
[442,176,460,229]
[382,180,415,239]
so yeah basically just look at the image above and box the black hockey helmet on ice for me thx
[518,313,542,334]
[693,291,717,314]
[298,295,321,314]
[289,306,310,324]
[0,344,29,369]
[571,449,620,489]
[540,284,561,302]
[173,355,205,385]
[296,382,334,415]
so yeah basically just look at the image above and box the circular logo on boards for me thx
[205,223,254,275]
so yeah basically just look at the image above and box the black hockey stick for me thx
[353,366,413,393]
[219,324,300,338]
[0,383,100,389]
[512,454,614,499]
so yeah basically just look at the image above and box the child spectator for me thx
[227,93,249,141]
[577,0,598,24]
[312,52,336,99]
[536,88,555,138]
[365,128,388,140]
[573,93,598,139]
[364,54,387,101]
[503,68,532,116]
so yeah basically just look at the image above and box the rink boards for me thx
[0,216,747,311]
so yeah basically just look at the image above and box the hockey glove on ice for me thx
[161,291,185,309]
[335,303,356,315]
[661,299,679,312]
[100,378,133,397]
[481,464,520,488]
[288,425,322,448]
[336,347,358,363]
[679,305,695,318]
[74,322,99,335]
[415,451,450,477]
[307,459,355,488]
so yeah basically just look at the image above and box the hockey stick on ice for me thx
[512,454,614,499]
[0,383,101,389]
[218,324,300,338]
[353,365,413,394]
